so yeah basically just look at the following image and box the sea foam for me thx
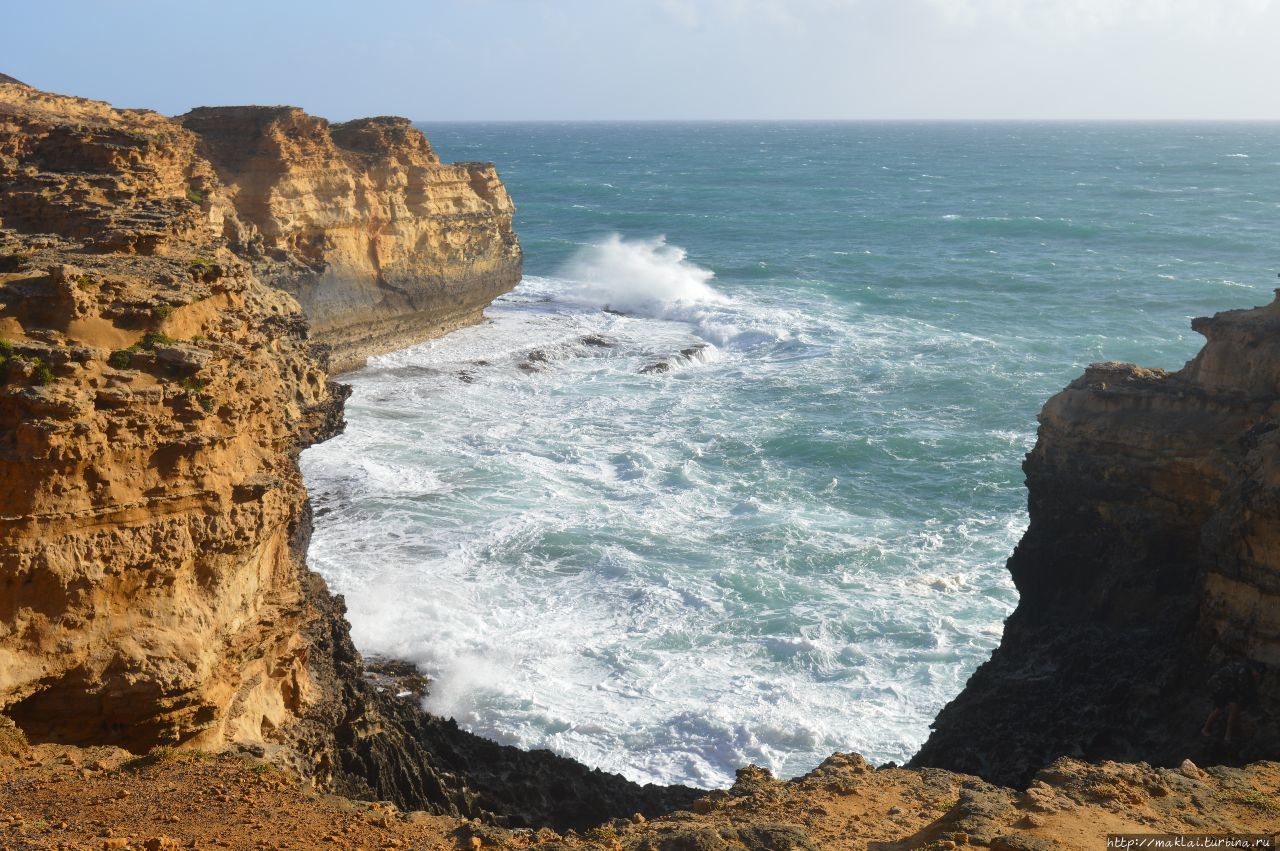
[304,120,1265,789]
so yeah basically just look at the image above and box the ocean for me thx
[300,122,1280,788]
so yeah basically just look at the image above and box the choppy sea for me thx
[301,122,1280,787]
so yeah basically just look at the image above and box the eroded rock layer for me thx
[180,106,522,372]
[913,293,1280,786]
[0,78,343,752]
[0,77,687,829]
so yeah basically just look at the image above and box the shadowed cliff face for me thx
[179,107,522,373]
[912,293,1280,786]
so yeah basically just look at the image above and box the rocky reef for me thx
[0,76,688,830]
[913,293,1280,786]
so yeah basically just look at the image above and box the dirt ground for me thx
[3,725,1278,850]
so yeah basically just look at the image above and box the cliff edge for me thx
[0,78,689,830]
[913,292,1280,786]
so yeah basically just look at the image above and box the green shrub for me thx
[1237,789,1280,815]
[108,350,133,370]
[180,377,210,393]
[185,187,206,204]
[76,275,96,290]
[33,362,54,386]
[152,304,173,321]
[138,332,175,350]
[0,339,12,356]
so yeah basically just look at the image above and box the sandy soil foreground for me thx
[3,724,1278,850]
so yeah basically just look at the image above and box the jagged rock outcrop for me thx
[292,560,697,829]
[0,78,689,829]
[913,292,1280,786]
[179,106,521,372]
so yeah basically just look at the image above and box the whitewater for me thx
[301,122,1280,788]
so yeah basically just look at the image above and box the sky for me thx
[5,0,1279,120]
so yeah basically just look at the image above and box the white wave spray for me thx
[561,234,727,317]
[555,234,793,349]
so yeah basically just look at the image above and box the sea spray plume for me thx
[561,234,727,317]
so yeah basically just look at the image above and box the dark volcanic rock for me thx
[291,555,700,830]
[912,293,1280,786]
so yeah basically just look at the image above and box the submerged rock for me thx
[640,343,709,375]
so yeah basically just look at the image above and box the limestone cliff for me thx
[179,107,522,372]
[913,292,1280,786]
[0,78,690,829]
[0,77,345,751]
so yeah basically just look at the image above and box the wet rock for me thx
[293,579,701,831]
[363,657,431,701]
[519,349,550,372]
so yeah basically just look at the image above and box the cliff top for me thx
[4,726,1280,850]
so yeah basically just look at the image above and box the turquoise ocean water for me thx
[301,123,1280,788]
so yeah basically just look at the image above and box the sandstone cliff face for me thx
[0,79,344,751]
[179,107,522,373]
[913,293,1280,786]
[0,78,690,829]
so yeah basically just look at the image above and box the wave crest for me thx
[560,234,727,317]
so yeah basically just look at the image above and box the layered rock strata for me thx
[0,77,688,829]
[179,107,522,372]
[914,293,1280,786]
[0,78,342,750]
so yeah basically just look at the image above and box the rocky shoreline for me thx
[1,75,1278,848]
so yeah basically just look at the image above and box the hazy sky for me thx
[6,0,1279,120]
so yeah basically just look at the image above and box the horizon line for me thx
[408,116,1280,125]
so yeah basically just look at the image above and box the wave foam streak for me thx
[302,234,1028,788]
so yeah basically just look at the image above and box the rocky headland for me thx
[178,107,521,373]
[0,75,1278,849]
[912,295,1280,787]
